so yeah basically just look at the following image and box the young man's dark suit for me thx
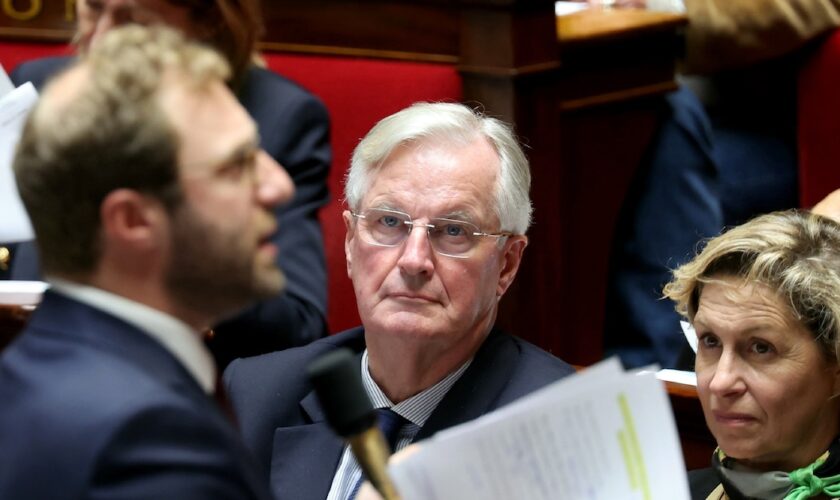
[0,290,272,499]
[224,326,575,500]
[9,57,331,364]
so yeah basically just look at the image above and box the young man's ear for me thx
[99,189,168,251]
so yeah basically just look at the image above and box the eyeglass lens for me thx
[358,209,479,256]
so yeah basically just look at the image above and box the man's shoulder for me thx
[1,292,216,430]
[0,324,207,430]
[493,330,575,378]
[11,56,74,89]
[0,363,264,499]
[479,330,575,405]
[239,65,328,120]
[224,327,364,389]
[0,330,243,498]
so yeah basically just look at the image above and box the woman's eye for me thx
[751,341,774,355]
[698,334,719,349]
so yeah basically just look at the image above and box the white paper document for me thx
[389,358,690,500]
[0,280,48,306]
[0,64,14,97]
[0,65,38,243]
[555,1,589,16]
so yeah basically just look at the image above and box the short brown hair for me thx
[663,210,840,362]
[14,25,230,277]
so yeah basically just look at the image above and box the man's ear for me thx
[99,189,167,252]
[496,235,528,298]
[343,210,355,279]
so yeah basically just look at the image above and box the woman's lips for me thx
[712,410,757,425]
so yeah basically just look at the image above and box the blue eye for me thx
[443,224,466,237]
[380,215,401,228]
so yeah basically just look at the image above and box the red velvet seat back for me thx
[798,30,840,207]
[0,41,72,74]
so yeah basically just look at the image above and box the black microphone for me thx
[308,348,402,500]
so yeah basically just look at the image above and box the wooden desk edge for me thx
[557,8,687,44]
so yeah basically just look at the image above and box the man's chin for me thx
[372,313,444,338]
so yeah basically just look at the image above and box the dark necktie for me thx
[348,408,406,499]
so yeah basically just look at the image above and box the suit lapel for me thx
[270,390,344,500]
[415,329,516,440]
[27,291,212,414]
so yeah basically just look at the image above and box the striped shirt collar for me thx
[48,278,216,394]
[360,349,472,427]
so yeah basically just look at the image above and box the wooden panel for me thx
[0,0,75,40]
[260,1,459,63]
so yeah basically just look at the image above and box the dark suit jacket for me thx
[0,290,273,499]
[9,57,331,366]
[224,326,575,500]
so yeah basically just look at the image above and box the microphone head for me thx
[307,348,376,437]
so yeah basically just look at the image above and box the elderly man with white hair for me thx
[225,102,574,500]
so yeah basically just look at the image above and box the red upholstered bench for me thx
[798,30,840,207]
[0,42,462,333]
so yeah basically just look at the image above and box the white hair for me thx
[344,102,532,234]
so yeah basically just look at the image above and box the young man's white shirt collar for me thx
[48,278,216,394]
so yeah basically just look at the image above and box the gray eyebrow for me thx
[368,204,407,214]
[435,210,477,223]
[366,205,477,224]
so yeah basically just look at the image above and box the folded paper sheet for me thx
[0,64,38,243]
[390,358,690,500]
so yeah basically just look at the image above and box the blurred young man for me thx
[0,26,291,499]
[6,0,331,364]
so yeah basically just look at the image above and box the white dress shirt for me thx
[325,349,472,500]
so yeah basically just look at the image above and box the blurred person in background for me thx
[604,0,840,368]
[0,26,286,499]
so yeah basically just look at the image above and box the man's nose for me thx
[255,150,295,208]
[397,224,435,276]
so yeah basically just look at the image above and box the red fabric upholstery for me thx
[257,53,462,332]
[0,41,72,75]
[798,30,840,207]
